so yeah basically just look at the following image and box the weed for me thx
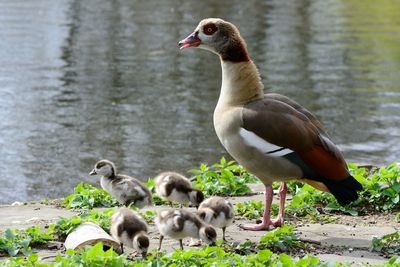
[137,209,157,223]
[0,225,55,257]
[258,225,304,252]
[54,209,114,239]
[63,182,120,209]
[280,163,400,218]
[371,231,400,256]
[235,200,265,219]
[2,240,399,267]
[190,157,253,197]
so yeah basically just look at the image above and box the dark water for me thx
[0,0,399,204]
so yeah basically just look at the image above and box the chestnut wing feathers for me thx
[242,95,345,163]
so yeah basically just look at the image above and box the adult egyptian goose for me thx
[178,18,362,231]
[89,160,152,208]
[110,207,149,257]
[197,196,234,241]
[155,209,217,250]
[155,171,204,208]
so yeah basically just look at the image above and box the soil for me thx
[0,189,399,266]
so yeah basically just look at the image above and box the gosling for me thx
[155,172,203,208]
[110,207,149,258]
[197,196,234,241]
[155,209,216,250]
[89,159,152,208]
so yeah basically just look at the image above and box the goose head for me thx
[134,232,149,258]
[89,159,116,178]
[199,224,217,246]
[178,18,249,62]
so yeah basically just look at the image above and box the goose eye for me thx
[203,23,217,35]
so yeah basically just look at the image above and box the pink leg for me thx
[240,185,274,231]
[271,182,287,227]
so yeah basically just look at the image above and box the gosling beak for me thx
[142,251,147,258]
[89,169,97,175]
[178,31,201,50]
[210,241,216,246]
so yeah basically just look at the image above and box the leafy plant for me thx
[0,229,32,257]
[2,240,400,267]
[0,253,40,267]
[280,163,400,218]
[371,231,400,256]
[138,209,157,223]
[56,243,128,266]
[0,225,55,257]
[323,163,400,215]
[258,225,304,252]
[235,200,265,219]
[191,157,253,197]
[63,182,120,209]
[355,163,400,211]
[54,209,114,239]
[211,157,259,184]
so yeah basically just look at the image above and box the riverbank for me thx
[1,183,398,266]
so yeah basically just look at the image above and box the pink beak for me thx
[178,32,201,49]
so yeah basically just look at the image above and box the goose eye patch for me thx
[203,23,217,35]
[96,162,106,168]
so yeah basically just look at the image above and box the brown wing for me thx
[266,93,326,133]
[242,96,349,181]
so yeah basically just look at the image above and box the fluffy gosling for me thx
[155,209,216,250]
[89,160,152,208]
[155,172,203,208]
[197,196,234,241]
[110,207,149,257]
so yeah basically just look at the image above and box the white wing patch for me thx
[239,128,293,156]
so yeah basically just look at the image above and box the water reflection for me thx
[0,0,399,203]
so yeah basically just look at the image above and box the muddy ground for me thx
[0,185,398,266]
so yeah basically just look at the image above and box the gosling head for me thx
[178,18,249,62]
[199,225,217,246]
[89,159,116,178]
[189,189,204,208]
[133,232,149,258]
